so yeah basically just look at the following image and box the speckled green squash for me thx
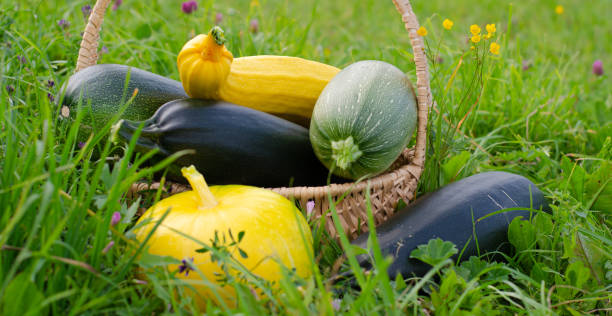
[309,60,418,180]
[61,64,187,135]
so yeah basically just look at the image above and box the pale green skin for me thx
[309,60,418,180]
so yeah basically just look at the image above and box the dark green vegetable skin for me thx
[117,98,337,187]
[352,171,548,278]
[62,64,187,132]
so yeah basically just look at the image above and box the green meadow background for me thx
[1,0,610,314]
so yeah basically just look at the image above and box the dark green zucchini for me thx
[116,98,337,187]
[352,171,548,277]
[61,64,187,134]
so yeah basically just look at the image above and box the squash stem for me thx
[200,27,229,62]
[181,165,218,209]
[331,136,362,170]
[209,26,226,46]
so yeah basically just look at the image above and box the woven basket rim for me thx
[75,0,432,238]
[270,148,419,195]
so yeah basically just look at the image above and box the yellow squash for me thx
[134,166,313,308]
[177,27,340,126]
[177,27,233,99]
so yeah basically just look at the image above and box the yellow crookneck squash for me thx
[177,27,340,126]
[134,166,314,308]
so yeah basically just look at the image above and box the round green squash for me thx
[309,60,418,180]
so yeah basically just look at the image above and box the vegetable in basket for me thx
[61,64,187,135]
[134,165,313,307]
[115,98,338,187]
[177,26,340,126]
[309,60,418,180]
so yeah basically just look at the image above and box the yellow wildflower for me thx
[555,5,564,15]
[417,26,428,36]
[470,24,481,35]
[471,34,481,43]
[470,46,475,50]
[485,33,493,39]
[323,48,331,57]
[443,19,454,30]
[490,42,500,55]
[486,24,496,34]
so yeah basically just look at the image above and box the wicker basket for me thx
[76,0,432,240]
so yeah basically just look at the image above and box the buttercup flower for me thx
[489,42,500,55]
[485,23,496,38]
[470,24,481,35]
[555,5,564,15]
[471,34,481,43]
[592,60,603,76]
[324,48,331,57]
[417,26,428,36]
[181,1,198,14]
[443,19,454,30]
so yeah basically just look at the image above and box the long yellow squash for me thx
[177,27,340,126]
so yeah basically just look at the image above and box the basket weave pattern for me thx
[77,0,432,240]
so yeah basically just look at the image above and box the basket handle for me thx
[75,0,112,72]
[76,0,431,171]
[392,0,431,172]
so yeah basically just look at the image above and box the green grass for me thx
[1,0,611,314]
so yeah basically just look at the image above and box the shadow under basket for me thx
[76,0,432,240]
